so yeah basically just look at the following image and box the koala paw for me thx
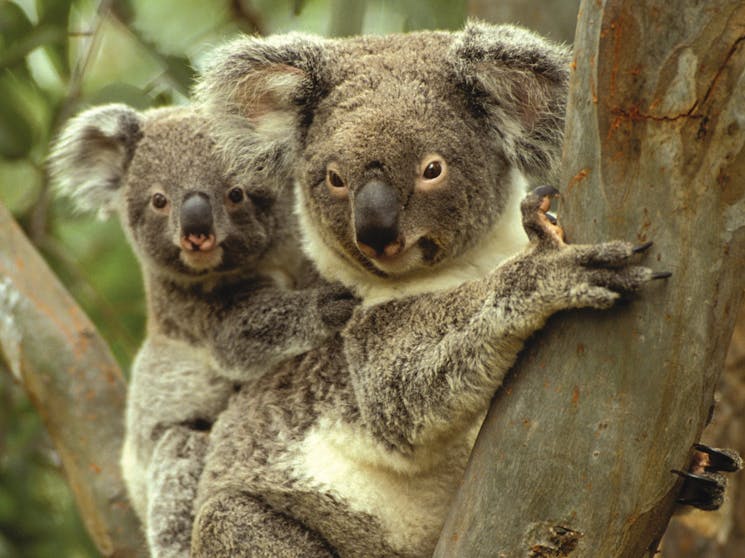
[520,186,671,311]
[520,184,565,247]
[158,425,211,461]
[317,284,360,330]
[673,444,743,511]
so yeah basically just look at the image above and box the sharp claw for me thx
[694,443,744,473]
[652,271,672,280]
[676,496,723,511]
[672,469,726,511]
[633,241,654,253]
[671,469,720,486]
[545,212,558,225]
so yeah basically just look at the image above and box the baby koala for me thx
[49,104,357,558]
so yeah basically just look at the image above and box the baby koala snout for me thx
[180,192,216,251]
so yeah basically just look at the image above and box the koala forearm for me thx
[346,233,658,455]
[344,257,557,452]
[205,287,344,377]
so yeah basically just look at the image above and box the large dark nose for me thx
[354,180,401,258]
[180,192,213,238]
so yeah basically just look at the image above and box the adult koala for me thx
[190,23,669,557]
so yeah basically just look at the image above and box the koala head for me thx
[196,23,570,297]
[49,105,283,282]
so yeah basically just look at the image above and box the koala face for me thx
[197,23,569,292]
[298,36,512,279]
[50,105,279,281]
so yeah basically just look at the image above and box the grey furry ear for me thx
[49,103,143,217]
[451,21,571,182]
[194,32,329,185]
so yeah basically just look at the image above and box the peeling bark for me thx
[435,1,745,556]
[0,202,145,557]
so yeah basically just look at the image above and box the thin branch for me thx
[0,201,146,557]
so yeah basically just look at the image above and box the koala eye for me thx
[328,170,345,188]
[416,155,448,192]
[423,161,442,180]
[325,164,348,198]
[227,187,245,204]
[151,192,168,209]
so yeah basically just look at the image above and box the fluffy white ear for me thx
[451,21,571,182]
[48,103,143,218]
[194,32,329,187]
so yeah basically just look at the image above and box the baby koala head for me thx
[50,104,282,282]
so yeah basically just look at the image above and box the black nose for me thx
[180,192,213,237]
[354,179,399,256]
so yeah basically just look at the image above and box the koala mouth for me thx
[360,233,426,274]
[179,233,223,271]
[180,233,217,252]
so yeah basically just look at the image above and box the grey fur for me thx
[189,23,662,558]
[49,105,356,557]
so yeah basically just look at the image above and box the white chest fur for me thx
[287,418,478,554]
[296,167,530,306]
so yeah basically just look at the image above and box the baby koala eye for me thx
[151,192,168,210]
[227,187,245,204]
[325,164,348,198]
[416,155,447,192]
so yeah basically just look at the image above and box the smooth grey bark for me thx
[435,1,745,556]
[0,202,146,557]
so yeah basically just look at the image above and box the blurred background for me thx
[0,1,741,557]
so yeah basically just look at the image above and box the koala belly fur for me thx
[198,343,484,558]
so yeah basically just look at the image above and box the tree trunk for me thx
[435,1,745,556]
[0,202,145,557]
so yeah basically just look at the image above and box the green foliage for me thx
[0,371,99,558]
[0,1,469,555]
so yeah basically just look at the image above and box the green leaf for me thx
[0,1,32,43]
[0,24,66,70]
[162,54,194,95]
[0,0,33,76]
[0,71,34,159]
[36,0,73,78]
[85,81,154,110]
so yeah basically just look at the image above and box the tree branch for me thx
[0,202,145,557]
[435,1,745,556]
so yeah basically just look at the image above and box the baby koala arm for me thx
[194,277,359,381]
[342,186,669,454]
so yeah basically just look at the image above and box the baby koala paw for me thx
[316,283,360,330]
[520,185,671,311]
[673,443,743,511]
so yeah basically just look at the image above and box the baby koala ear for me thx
[48,103,143,218]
